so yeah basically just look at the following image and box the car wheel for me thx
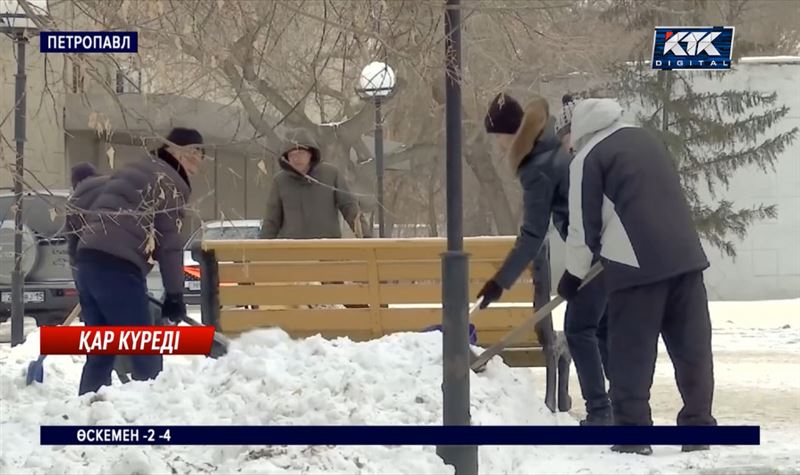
[0,222,38,285]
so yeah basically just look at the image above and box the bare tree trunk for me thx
[475,194,493,235]
[463,137,516,235]
[426,168,439,237]
[384,177,408,238]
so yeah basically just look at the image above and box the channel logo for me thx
[652,26,734,71]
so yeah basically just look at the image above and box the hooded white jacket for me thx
[565,98,709,293]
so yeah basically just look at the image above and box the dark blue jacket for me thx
[76,149,192,296]
[494,112,571,289]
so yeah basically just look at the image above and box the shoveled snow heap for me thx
[2,329,568,475]
[1,306,799,474]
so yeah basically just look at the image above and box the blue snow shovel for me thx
[26,303,82,385]
[421,297,483,345]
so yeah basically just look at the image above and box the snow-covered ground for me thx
[1,299,799,474]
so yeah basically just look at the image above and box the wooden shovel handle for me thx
[63,303,82,326]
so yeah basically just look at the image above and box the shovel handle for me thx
[468,297,484,320]
[470,262,603,371]
[147,295,230,350]
[63,303,82,326]
[180,314,231,348]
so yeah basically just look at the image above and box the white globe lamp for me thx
[359,61,396,97]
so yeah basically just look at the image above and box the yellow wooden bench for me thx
[192,237,572,412]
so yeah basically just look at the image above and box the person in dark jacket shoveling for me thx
[476,93,612,424]
[67,163,133,383]
[478,93,566,358]
[66,163,107,284]
[73,127,204,396]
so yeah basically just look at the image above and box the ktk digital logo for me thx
[652,26,735,71]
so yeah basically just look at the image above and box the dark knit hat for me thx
[71,162,98,189]
[164,127,204,148]
[484,93,524,134]
[555,94,577,138]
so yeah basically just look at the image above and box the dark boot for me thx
[682,444,710,452]
[579,407,613,426]
[611,445,653,456]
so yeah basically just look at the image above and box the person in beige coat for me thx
[259,128,370,239]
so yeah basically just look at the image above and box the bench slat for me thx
[377,261,511,280]
[218,261,532,284]
[203,238,520,263]
[217,307,542,347]
[379,282,534,304]
[217,282,533,306]
[203,237,517,251]
[221,330,377,342]
[211,247,369,263]
[380,308,540,346]
[219,308,373,333]
[218,262,370,283]
[218,283,370,306]
[374,245,515,261]
[499,348,546,367]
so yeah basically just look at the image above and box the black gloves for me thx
[557,271,583,301]
[477,279,504,309]
[161,293,187,324]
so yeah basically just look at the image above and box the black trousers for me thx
[532,239,555,347]
[607,270,716,426]
[564,271,610,413]
[76,251,163,396]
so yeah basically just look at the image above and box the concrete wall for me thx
[548,57,800,301]
[688,58,800,300]
[0,32,66,190]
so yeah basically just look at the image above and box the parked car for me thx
[0,190,164,326]
[182,219,262,305]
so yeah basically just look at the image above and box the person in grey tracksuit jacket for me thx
[557,98,716,455]
[553,95,612,425]
[73,127,203,396]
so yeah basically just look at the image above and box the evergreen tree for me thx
[594,0,799,257]
[608,61,798,257]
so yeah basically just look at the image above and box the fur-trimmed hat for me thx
[507,96,550,172]
[484,93,524,135]
[555,94,576,138]
[164,127,204,148]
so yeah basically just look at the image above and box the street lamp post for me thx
[1,0,47,346]
[437,0,478,473]
[357,61,395,238]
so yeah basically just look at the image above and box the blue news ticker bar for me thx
[40,31,138,53]
[40,425,761,446]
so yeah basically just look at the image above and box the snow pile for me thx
[1,328,574,474]
[2,300,800,474]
